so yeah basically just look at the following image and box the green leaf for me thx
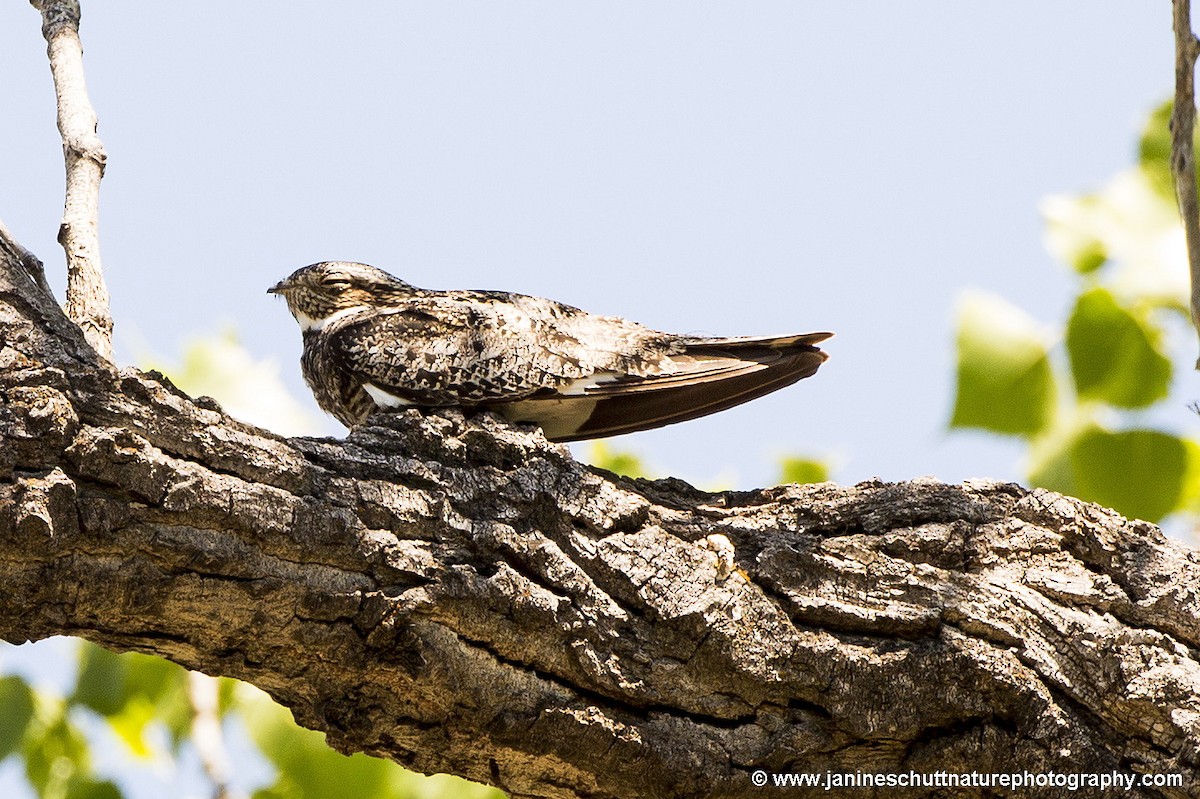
[22,709,91,796]
[1030,426,1187,522]
[123,654,192,751]
[1182,438,1200,514]
[1041,192,1109,275]
[1071,239,1108,275]
[217,675,239,716]
[1137,98,1200,209]
[778,457,829,485]
[1138,100,1175,201]
[0,676,35,760]
[1065,287,1171,408]
[72,645,127,717]
[106,699,159,758]
[72,643,191,757]
[65,778,124,799]
[1139,98,1200,203]
[586,442,651,479]
[72,643,187,713]
[121,651,182,703]
[951,292,1056,437]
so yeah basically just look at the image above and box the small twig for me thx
[0,217,54,298]
[187,671,242,799]
[1171,0,1200,369]
[30,0,113,361]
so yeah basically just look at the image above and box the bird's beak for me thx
[267,279,291,295]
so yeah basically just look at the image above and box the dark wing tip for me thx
[500,333,830,442]
[566,347,826,440]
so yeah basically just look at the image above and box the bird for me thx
[268,261,831,442]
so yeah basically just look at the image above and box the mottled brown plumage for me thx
[269,261,830,441]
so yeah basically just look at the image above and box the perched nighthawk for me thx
[269,261,830,442]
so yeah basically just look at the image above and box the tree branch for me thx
[1,246,1198,798]
[1171,0,1200,370]
[30,0,113,362]
[188,671,242,799]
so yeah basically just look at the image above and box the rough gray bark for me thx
[2,248,1200,799]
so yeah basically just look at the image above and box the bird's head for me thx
[268,261,416,332]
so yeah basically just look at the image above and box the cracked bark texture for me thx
[3,250,1200,799]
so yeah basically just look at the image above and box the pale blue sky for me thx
[0,3,1187,797]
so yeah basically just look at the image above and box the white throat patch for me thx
[294,305,368,333]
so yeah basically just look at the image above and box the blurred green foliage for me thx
[72,645,195,755]
[2,650,123,799]
[0,676,34,761]
[951,100,1200,525]
[952,291,1056,436]
[777,456,830,485]
[1066,287,1171,408]
[586,441,652,479]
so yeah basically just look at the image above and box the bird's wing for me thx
[495,332,831,442]
[327,294,672,406]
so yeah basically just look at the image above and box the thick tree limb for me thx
[2,247,1199,798]
[1171,0,1200,369]
[30,0,113,361]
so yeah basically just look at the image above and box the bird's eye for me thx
[321,278,351,290]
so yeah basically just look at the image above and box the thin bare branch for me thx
[188,671,242,799]
[0,217,54,298]
[1171,0,1200,369]
[30,0,113,361]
